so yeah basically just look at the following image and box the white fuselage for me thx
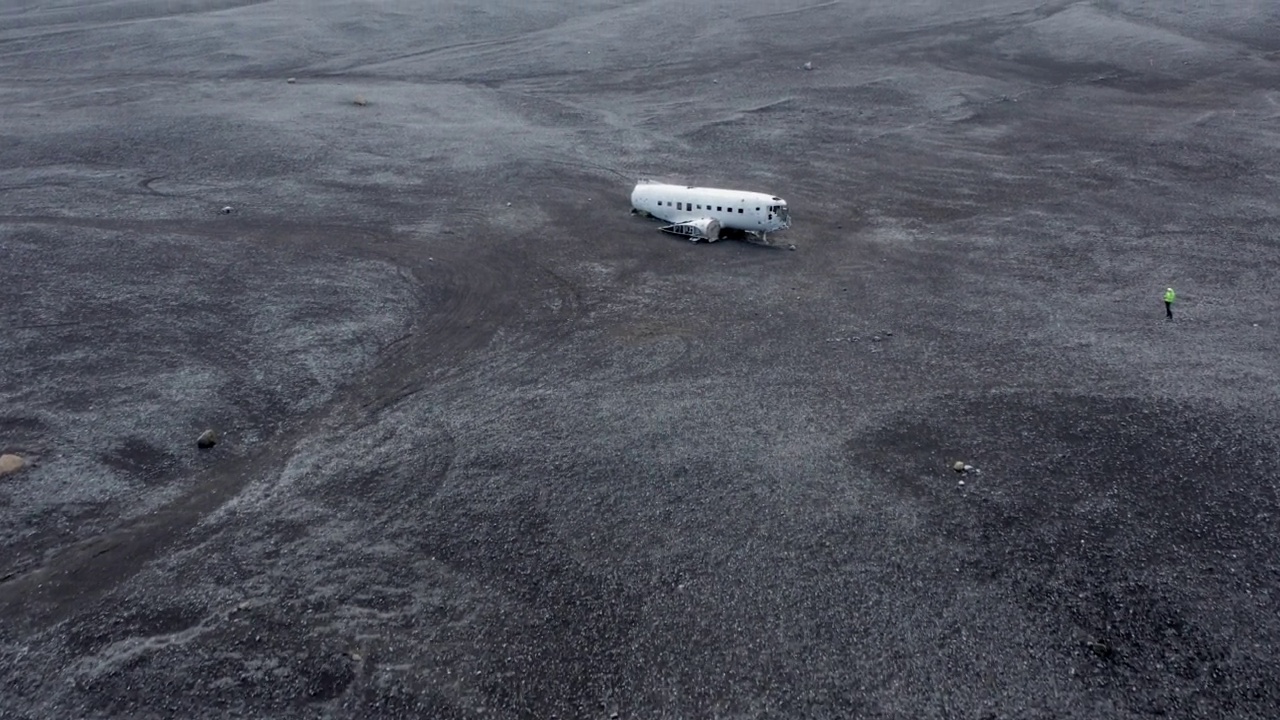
[630,182,791,235]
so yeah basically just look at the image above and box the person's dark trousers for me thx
[1165,301,1172,319]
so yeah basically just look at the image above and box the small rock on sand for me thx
[197,430,219,449]
[0,453,25,476]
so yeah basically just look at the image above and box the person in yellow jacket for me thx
[1164,287,1176,320]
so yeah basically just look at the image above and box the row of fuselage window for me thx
[658,200,750,214]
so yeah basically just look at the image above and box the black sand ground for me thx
[2,1,1279,718]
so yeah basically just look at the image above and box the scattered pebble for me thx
[220,206,233,214]
[353,95,367,106]
[788,244,796,251]
[0,453,25,476]
[958,480,965,487]
[197,429,219,450]
[286,77,296,84]
[802,61,813,70]
[952,461,966,472]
